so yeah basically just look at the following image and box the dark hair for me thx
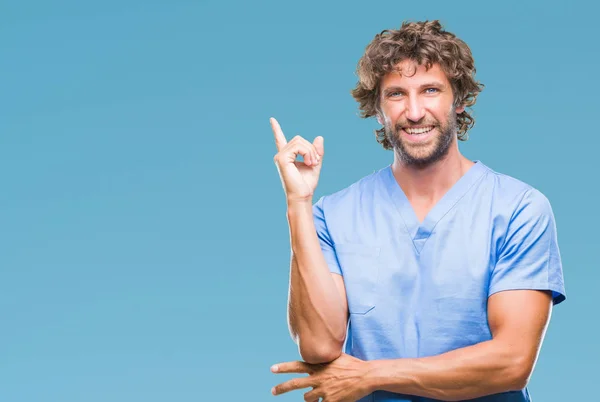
[351,20,484,149]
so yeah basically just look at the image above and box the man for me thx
[270,20,565,402]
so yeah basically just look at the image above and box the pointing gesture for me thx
[271,117,325,203]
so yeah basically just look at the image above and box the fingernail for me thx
[271,364,279,372]
[271,387,276,395]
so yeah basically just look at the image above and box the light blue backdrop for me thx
[1,1,596,401]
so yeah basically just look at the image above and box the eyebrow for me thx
[382,82,447,93]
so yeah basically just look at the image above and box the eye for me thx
[387,91,403,98]
[425,88,439,94]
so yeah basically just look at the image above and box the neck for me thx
[391,144,474,203]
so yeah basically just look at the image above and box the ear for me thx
[376,113,383,125]
[455,104,465,114]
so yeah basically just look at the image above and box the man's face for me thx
[378,60,464,167]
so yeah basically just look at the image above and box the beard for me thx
[384,107,458,168]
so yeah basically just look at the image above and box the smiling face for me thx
[378,60,465,167]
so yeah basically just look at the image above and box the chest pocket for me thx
[334,244,381,315]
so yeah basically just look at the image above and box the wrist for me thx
[362,359,383,394]
[363,359,415,395]
[286,197,313,211]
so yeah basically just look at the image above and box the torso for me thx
[315,161,564,401]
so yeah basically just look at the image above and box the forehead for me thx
[380,60,450,89]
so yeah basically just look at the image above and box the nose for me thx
[405,95,425,123]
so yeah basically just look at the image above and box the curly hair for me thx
[351,20,484,149]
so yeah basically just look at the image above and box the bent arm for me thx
[364,289,553,401]
[286,200,348,364]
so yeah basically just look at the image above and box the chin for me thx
[398,145,450,167]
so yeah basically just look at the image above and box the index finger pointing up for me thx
[270,117,287,151]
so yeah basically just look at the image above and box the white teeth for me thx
[405,126,434,134]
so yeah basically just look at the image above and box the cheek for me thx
[425,97,444,111]
[427,100,454,122]
[382,106,404,125]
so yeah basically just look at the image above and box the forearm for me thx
[365,339,528,401]
[286,200,347,363]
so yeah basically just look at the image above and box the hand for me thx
[271,117,325,203]
[270,353,373,402]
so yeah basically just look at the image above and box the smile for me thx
[404,126,435,135]
[400,126,436,143]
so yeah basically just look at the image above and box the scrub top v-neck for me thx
[383,161,487,254]
[312,161,566,402]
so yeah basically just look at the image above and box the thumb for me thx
[313,136,324,158]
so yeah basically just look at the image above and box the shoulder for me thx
[314,166,388,212]
[479,162,553,213]
[476,162,556,231]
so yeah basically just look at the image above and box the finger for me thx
[293,136,320,166]
[286,141,314,166]
[313,136,324,159]
[287,135,321,166]
[271,361,313,374]
[270,117,287,151]
[300,137,321,165]
[304,388,323,402]
[272,377,316,396]
[310,140,320,165]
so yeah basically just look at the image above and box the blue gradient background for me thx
[1,1,596,401]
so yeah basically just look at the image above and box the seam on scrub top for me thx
[496,187,534,255]
[321,195,344,276]
[544,204,553,290]
[488,282,557,298]
[386,165,414,242]
[419,169,490,252]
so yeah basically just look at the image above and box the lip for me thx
[401,126,436,143]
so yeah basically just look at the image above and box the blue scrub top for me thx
[312,161,566,402]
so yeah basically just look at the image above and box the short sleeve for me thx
[489,189,566,305]
[312,196,342,275]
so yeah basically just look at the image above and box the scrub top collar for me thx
[383,160,488,254]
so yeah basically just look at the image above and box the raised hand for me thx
[271,117,325,203]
